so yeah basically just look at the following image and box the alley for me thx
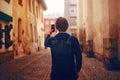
[0,49,120,80]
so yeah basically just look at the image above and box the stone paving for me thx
[81,55,120,80]
[0,49,120,80]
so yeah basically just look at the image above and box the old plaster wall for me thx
[118,0,120,61]
[108,0,119,59]
[92,0,105,57]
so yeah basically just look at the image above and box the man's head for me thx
[55,17,69,32]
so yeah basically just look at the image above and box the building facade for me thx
[77,0,120,70]
[64,0,77,36]
[0,0,47,63]
[43,14,59,39]
[0,0,13,64]
[12,0,47,57]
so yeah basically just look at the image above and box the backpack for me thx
[50,36,75,73]
[51,36,72,56]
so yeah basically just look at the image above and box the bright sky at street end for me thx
[43,0,64,16]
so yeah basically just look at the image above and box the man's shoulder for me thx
[49,37,56,41]
[70,36,78,40]
[46,35,55,42]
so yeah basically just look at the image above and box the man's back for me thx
[44,16,82,80]
[51,34,75,75]
[45,33,82,80]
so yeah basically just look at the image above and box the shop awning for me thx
[0,11,12,22]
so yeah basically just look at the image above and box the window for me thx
[45,20,49,25]
[50,20,55,25]
[18,0,23,6]
[69,6,77,16]
[70,17,77,26]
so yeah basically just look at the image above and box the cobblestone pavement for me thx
[0,49,120,80]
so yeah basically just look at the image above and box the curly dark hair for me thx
[55,17,69,32]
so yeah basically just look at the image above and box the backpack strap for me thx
[67,36,71,42]
[54,37,58,41]
[51,37,58,45]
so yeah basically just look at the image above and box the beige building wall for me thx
[27,0,46,50]
[77,0,83,42]
[26,0,37,54]
[108,0,120,61]
[12,0,27,56]
[77,0,120,68]
[36,3,45,49]
[12,0,47,57]
[0,0,47,63]
[93,0,105,56]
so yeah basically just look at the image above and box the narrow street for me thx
[0,49,120,80]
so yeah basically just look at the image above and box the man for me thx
[44,17,82,80]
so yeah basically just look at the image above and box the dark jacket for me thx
[44,33,82,80]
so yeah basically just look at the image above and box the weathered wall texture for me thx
[77,0,120,67]
[93,0,103,55]
[118,0,120,61]
[12,0,46,57]
[77,0,83,43]
[0,0,47,63]
[12,0,28,56]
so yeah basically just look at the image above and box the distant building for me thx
[64,0,77,36]
[43,13,61,38]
